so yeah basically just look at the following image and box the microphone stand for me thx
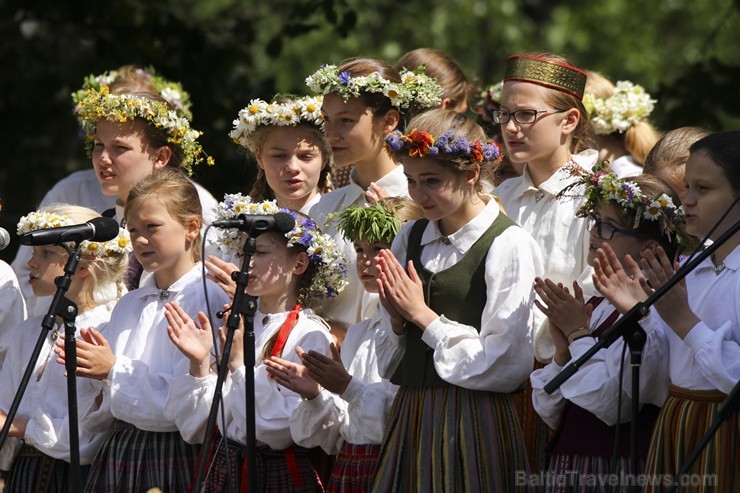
[544,219,740,493]
[0,244,83,492]
[193,235,259,493]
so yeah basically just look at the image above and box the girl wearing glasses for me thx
[530,166,691,492]
[593,132,739,492]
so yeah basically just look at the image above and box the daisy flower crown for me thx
[329,202,402,245]
[305,65,443,111]
[17,211,132,257]
[71,67,193,120]
[559,161,688,243]
[583,81,656,135]
[76,85,213,176]
[385,129,502,165]
[211,194,348,303]
[229,95,324,149]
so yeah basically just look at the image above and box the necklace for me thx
[37,326,62,382]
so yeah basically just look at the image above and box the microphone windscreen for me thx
[273,212,296,234]
[0,228,10,250]
[89,217,121,242]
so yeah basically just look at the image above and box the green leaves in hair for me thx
[329,202,402,244]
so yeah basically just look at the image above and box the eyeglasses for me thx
[492,109,566,125]
[587,218,644,241]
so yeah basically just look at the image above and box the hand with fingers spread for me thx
[375,250,437,331]
[264,354,321,400]
[592,243,648,314]
[300,343,352,395]
[55,327,115,380]
[205,255,239,299]
[165,301,215,378]
[639,246,698,338]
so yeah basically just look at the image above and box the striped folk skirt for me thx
[371,385,532,492]
[3,445,90,493]
[326,443,381,493]
[83,422,199,493]
[203,436,324,492]
[545,454,641,493]
[644,385,739,493]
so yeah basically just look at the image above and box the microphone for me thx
[0,228,9,250]
[19,217,120,246]
[212,212,295,235]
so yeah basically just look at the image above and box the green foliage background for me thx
[1,0,739,263]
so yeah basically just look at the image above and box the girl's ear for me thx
[184,217,201,241]
[640,239,660,256]
[293,251,309,275]
[254,148,265,169]
[561,108,580,135]
[76,260,93,279]
[153,146,173,169]
[464,163,481,188]
[440,97,454,110]
[381,109,401,135]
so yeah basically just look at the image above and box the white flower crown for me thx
[583,81,656,135]
[229,96,324,149]
[17,211,132,256]
[305,65,443,111]
[210,194,348,304]
[76,86,213,176]
[71,67,193,120]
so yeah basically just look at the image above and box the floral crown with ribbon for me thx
[305,65,443,111]
[559,161,689,243]
[211,194,348,303]
[17,211,132,257]
[76,85,213,176]
[229,95,324,149]
[71,66,193,120]
[329,201,402,245]
[385,129,502,164]
[504,55,588,100]
[583,81,656,135]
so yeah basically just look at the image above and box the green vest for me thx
[390,213,516,387]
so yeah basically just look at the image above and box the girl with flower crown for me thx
[370,108,542,491]
[263,198,423,493]
[592,132,740,492]
[163,195,347,492]
[11,66,219,316]
[0,204,130,492]
[52,168,231,492]
[205,95,333,299]
[583,71,662,178]
[305,57,443,336]
[530,167,692,492]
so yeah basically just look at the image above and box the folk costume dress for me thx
[0,303,115,492]
[81,264,230,493]
[530,297,666,492]
[290,302,399,493]
[308,165,409,331]
[372,199,542,492]
[165,307,334,492]
[640,245,740,493]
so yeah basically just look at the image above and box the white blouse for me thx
[81,264,230,434]
[0,261,26,370]
[495,149,600,362]
[0,303,115,465]
[289,309,399,453]
[165,308,333,450]
[308,165,409,330]
[374,199,543,392]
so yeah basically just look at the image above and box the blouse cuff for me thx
[419,315,447,347]
[568,336,597,358]
[303,389,334,410]
[340,376,362,405]
[682,321,713,352]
